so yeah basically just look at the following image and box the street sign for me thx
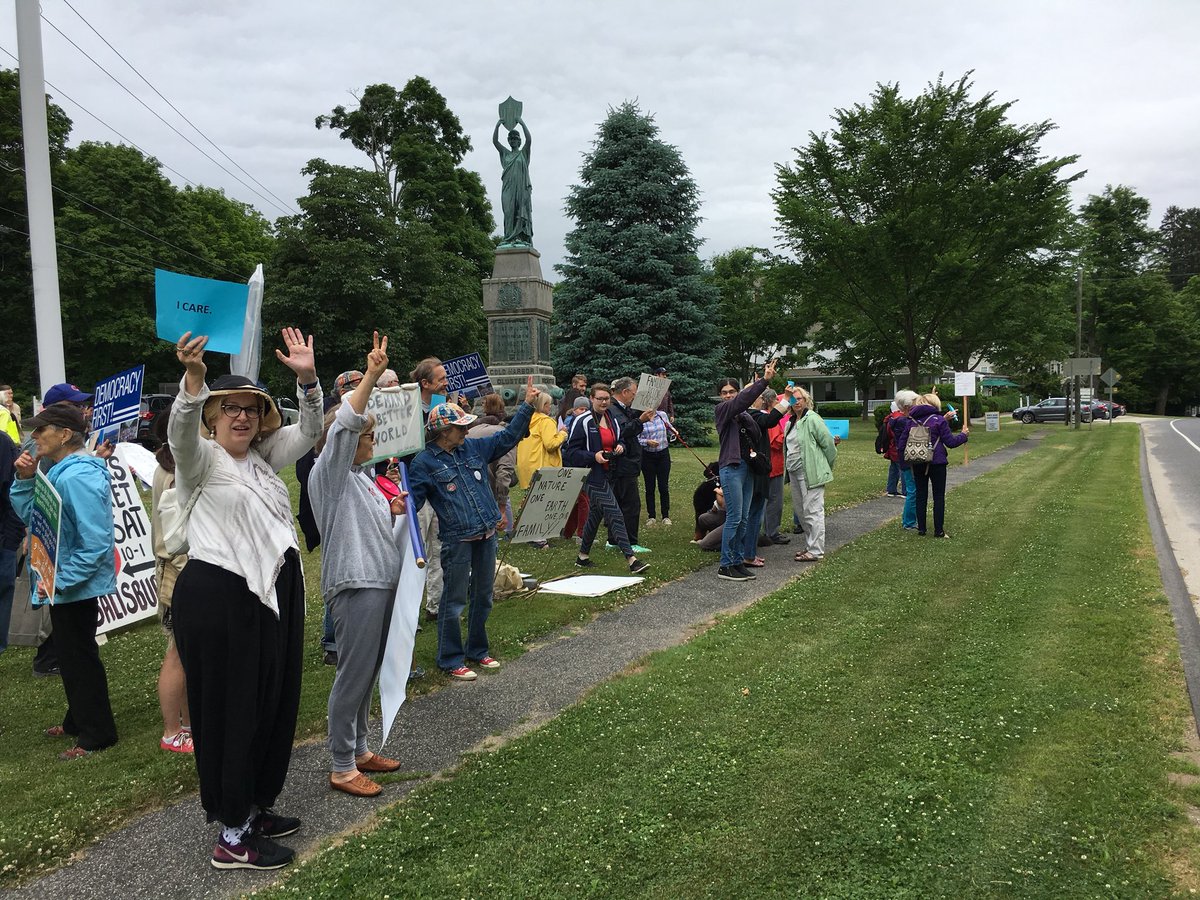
[1100,367,1121,387]
[1062,357,1101,378]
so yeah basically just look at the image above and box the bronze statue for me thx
[494,96,533,247]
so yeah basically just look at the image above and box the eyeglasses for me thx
[359,432,375,442]
[220,403,263,420]
[593,395,611,403]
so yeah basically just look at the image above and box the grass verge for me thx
[262,426,1200,898]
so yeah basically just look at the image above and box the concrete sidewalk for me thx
[4,435,1043,899]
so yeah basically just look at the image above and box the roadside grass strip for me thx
[0,425,1027,887]
[264,426,1200,898]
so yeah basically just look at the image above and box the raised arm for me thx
[519,118,531,160]
[169,332,216,497]
[260,327,324,471]
[492,120,505,155]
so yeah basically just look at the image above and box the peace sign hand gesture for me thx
[275,327,317,384]
[364,331,389,381]
[524,375,538,405]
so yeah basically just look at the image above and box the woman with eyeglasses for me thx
[309,333,408,799]
[168,328,324,872]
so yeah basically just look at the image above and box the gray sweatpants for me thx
[327,586,396,772]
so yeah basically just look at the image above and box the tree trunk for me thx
[1155,381,1170,416]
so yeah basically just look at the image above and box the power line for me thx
[0,214,199,275]
[39,14,296,217]
[57,0,299,216]
[0,43,199,188]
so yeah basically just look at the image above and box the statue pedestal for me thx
[483,246,556,397]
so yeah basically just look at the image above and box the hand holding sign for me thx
[274,327,317,384]
[177,332,209,396]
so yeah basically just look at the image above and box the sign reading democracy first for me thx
[155,268,250,354]
[511,467,588,544]
[96,456,158,634]
[29,470,62,602]
[91,364,145,444]
[442,352,494,400]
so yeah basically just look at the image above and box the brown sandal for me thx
[45,725,67,737]
[329,772,382,798]
[356,752,401,773]
[794,551,818,562]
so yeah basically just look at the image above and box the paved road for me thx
[1139,416,1200,609]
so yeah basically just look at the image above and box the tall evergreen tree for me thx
[553,102,720,441]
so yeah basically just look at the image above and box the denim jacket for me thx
[408,401,533,542]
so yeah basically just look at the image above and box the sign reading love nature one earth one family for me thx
[154,268,250,354]
[442,352,495,400]
[96,456,158,634]
[90,364,145,445]
[510,467,588,544]
[366,385,426,464]
[631,373,671,412]
[28,470,62,601]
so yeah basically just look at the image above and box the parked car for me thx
[135,393,175,449]
[1085,399,1109,420]
[1012,397,1069,423]
[1094,400,1125,419]
[275,396,300,426]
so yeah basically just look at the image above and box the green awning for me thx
[980,376,1019,388]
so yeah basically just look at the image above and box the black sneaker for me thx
[32,665,61,678]
[629,558,650,574]
[211,833,295,870]
[323,650,337,666]
[408,665,426,681]
[575,555,594,568]
[252,808,300,839]
[718,566,752,582]
[769,534,791,545]
[734,565,758,580]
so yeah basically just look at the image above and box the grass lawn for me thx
[262,425,1200,898]
[0,418,1027,887]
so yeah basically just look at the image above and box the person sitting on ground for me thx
[694,485,727,552]
[692,462,721,541]
[310,332,408,799]
[406,378,537,681]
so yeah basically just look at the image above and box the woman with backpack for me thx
[895,392,969,538]
[887,390,921,531]
[785,387,838,562]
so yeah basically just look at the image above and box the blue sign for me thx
[442,352,494,399]
[91,364,145,442]
[155,268,249,354]
[825,419,850,441]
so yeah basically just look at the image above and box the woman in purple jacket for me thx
[895,393,969,538]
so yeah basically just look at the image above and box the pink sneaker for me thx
[160,731,194,754]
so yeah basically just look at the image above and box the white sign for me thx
[366,384,425,463]
[985,411,1000,432]
[538,574,645,597]
[96,456,159,634]
[953,371,977,397]
[631,373,671,412]
[379,512,427,747]
[511,467,588,544]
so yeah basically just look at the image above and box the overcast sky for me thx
[3,0,1198,280]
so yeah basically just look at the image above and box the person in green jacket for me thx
[784,387,838,561]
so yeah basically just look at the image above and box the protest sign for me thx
[379,511,427,746]
[511,467,588,544]
[366,385,425,463]
[985,411,1000,432]
[155,268,250,354]
[96,456,158,634]
[538,575,645,597]
[631,373,671,412]
[954,371,977,397]
[442,352,494,399]
[28,470,61,600]
[91,364,145,444]
[825,419,850,441]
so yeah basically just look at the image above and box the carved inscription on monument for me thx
[498,283,523,310]
[491,318,532,363]
[537,319,550,362]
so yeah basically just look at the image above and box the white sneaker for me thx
[646,518,656,527]
[662,517,673,527]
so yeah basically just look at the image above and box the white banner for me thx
[510,467,588,544]
[96,456,159,634]
[953,371,977,397]
[366,385,425,463]
[379,512,428,748]
[630,373,671,412]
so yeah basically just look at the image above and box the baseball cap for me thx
[334,370,364,399]
[43,383,92,406]
[427,402,477,433]
[652,367,667,375]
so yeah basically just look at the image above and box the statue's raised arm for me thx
[496,97,533,247]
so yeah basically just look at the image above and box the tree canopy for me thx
[706,247,803,378]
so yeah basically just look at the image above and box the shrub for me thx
[873,404,891,429]
[816,402,864,418]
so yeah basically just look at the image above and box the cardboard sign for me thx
[28,470,61,601]
[155,268,250,354]
[954,371,977,397]
[91,364,145,444]
[631,373,671,412]
[442,352,494,400]
[985,411,1000,432]
[96,456,158,634]
[366,385,425,463]
[510,467,588,544]
[825,419,850,441]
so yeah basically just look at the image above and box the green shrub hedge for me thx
[815,401,864,418]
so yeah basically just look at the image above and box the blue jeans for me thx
[718,463,753,568]
[743,491,766,562]
[321,603,336,652]
[886,461,905,495]
[0,547,15,655]
[901,469,917,528]
[436,534,497,670]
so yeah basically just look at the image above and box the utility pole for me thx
[15,0,66,398]
[1074,268,1083,430]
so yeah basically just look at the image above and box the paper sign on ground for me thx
[91,364,145,444]
[379,512,428,747]
[366,385,425,463]
[825,419,850,441]
[954,371,977,397]
[28,470,61,601]
[96,456,158,634]
[510,467,588,544]
[631,373,671,412]
[155,268,250,354]
[985,411,1000,432]
[538,575,645,597]
[442,351,494,400]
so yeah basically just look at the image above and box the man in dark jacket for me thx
[608,377,655,551]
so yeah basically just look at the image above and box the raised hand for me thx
[524,375,537,404]
[764,358,778,381]
[275,327,317,383]
[177,332,209,397]
[14,451,35,479]
[364,331,389,379]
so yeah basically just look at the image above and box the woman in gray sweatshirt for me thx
[309,333,407,798]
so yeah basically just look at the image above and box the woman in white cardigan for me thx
[169,328,323,872]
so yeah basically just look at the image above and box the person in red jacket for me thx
[760,389,790,545]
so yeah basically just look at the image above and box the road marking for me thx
[1170,419,1200,454]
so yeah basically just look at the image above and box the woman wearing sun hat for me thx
[168,328,324,871]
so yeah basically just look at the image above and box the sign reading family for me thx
[154,268,250,354]
[631,373,671,412]
[29,470,62,601]
[366,385,426,463]
[442,352,494,400]
[90,364,145,445]
[511,467,588,544]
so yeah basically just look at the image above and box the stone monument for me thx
[483,96,555,394]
